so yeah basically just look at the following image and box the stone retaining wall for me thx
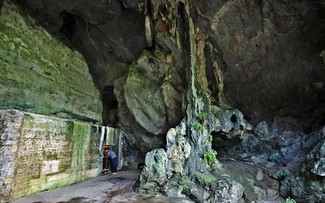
[0,110,116,202]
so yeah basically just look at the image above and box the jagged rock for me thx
[280,127,325,202]
[215,108,245,133]
[214,179,245,203]
[139,148,169,194]
[254,121,270,140]
[188,185,210,202]
[307,139,325,176]
[166,122,191,174]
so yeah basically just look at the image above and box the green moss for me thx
[178,184,188,191]
[194,172,218,183]
[0,1,102,122]
[42,151,58,160]
[70,123,90,175]
[63,120,74,142]
[58,162,71,172]
[179,176,192,186]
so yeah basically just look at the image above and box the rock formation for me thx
[1,0,325,202]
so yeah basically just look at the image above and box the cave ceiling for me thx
[17,0,325,132]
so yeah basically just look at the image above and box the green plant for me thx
[193,122,203,132]
[271,169,289,181]
[285,197,296,203]
[197,112,208,124]
[207,134,213,142]
[178,184,188,191]
[204,150,217,166]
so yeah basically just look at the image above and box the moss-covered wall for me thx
[0,0,102,123]
[0,110,104,201]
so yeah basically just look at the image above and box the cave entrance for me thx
[102,86,118,126]
[100,126,122,174]
[211,131,242,159]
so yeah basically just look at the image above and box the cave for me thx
[1,0,325,202]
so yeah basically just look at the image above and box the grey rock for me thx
[251,154,268,164]
[255,168,264,181]
[214,179,245,203]
[195,0,325,127]
[280,143,301,160]
[254,121,270,140]
[280,128,325,202]
[216,109,245,133]
[189,185,210,202]
[307,139,325,176]
[166,123,191,175]
[165,187,186,198]
[268,150,283,164]
[139,148,169,193]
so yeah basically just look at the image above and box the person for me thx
[103,146,110,171]
[105,146,118,174]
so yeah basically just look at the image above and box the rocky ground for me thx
[12,161,288,203]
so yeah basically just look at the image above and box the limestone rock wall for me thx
[0,110,105,202]
[193,0,325,128]
[0,0,102,123]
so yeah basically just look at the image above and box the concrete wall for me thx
[0,110,115,202]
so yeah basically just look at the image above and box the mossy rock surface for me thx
[0,0,102,123]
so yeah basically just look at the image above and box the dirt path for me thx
[13,170,193,203]
[13,170,140,203]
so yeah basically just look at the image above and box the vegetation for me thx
[207,134,213,142]
[271,169,289,181]
[197,112,208,124]
[193,122,203,132]
[285,197,296,203]
[178,184,188,191]
[194,172,218,183]
[204,150,217,166]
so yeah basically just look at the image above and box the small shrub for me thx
[204,150,217,166]
[285,197,296,203]
[193,123,203,132]
[197,112,208,124]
